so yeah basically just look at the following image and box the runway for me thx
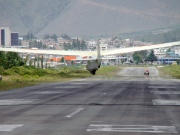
[0,67,180,135]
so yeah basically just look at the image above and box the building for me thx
[11,32,19,46]
[87,40,97,50]
[174,47,180,57]
[0,27,19,47]
[0,27,11,47]
[154,48,167,58]
[100,44,108,51]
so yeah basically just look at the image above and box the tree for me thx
[24,54,29,65]
[145,50,157,63]
[72,39,76,49]
[71,61,74,65]
[76,38,81,50]
[81,39,87,50]
[133,50,147,64]
[29,59,33,66]
[166,48,171,53]
[45,59,48,69]
[61,34,71,40]
[1,52,24,69]
[51,34,57,42]
[71,38,87,50]
[34,57,37,67]
[133,52,142,64]
[43,33,57,41]
[29,40,45,49]
[41,55,44,69]
[176,60,180,65]
[37,56,40,68]
[0,52,7,68]
[60,57,65,63]
[23,32,35,40]
[43,33,50,39]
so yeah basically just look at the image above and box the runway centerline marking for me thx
[32,91,63,94]
[65,108,84,118]
[87,125,178,133]
[152,99,180,105]
[0,99,37,105]
[70,83,91,85]
[151,91,180,95]
[0,124,23,131]
[148,86,176,89]
[54,86,82,89]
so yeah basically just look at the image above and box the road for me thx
[0,67,180,135]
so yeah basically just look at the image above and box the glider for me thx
[1,41,180,75]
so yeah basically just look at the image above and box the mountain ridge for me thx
[0,0,180,37]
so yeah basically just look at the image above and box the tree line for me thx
[133,50,157,64]
[0,52,24,69]
[43,33,58,41]
[63,38,87,50]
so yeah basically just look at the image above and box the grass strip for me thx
[0,65,120,91]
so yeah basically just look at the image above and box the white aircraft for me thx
[1,41,180,75]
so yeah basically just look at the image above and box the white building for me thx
[87,40,97,50]
[0,27,11,47]
[100,44,108,51]
[175,47,180,56]
[154,48,167,57]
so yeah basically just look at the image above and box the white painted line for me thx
[152,99,180,105]
[54,86,82,89]
[151,91,180,95]
[87,125,178,133]
[70,83,91,85]
[65,108,84,118]
[0,124,23,131]
[32,91,63,94]
[0,99,35,105]
[148,86,176,89]
[103,93,106,95]
[71,79,87,81]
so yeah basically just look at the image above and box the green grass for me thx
[158,65,180,79]
[0,65,121,91]
[96,65,121,76]
[4,64,180,91]
[0,66,90,91]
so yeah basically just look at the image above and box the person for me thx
[0,75,2,81]
[144,68,149,78]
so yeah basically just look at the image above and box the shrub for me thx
[0,66,4,74]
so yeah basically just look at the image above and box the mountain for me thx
[1,0,180,37]
[0,0,72,35]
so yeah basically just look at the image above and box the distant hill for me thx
[1,0,180,37]
[0,0,72,35]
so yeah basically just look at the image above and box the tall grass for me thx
[158,65,180,79]
[0,65,121,91]
[0,66,90,91]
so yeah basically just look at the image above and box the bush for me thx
[0,66,4,74]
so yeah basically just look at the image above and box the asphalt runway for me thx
[0,67,180,135]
